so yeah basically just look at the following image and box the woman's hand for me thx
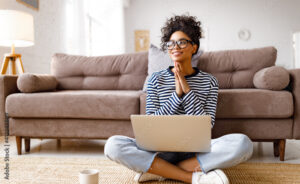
[174,65,183,98]
[174,62,191,97]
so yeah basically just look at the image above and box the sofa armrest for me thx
[17,73,58,93]
[140,92,147,115]
[288,69,300,139]
[0,75,19,135]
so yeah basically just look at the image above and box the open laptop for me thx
[130,115,211,152]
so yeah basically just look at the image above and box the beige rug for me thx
[0,157,300,184]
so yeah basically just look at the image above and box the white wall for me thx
[1,0,299,73]
[0,0,67,74]
[125,0,300,69]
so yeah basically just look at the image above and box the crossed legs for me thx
[104,134,253,183]
[147,156,201,183]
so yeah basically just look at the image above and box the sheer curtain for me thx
[65,0,126,56]
[294,32,300,68]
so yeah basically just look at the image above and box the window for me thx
[65,0,125,56]
[293,32,300,68]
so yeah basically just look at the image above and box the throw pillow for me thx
[253,66,290,91]
[143,44,202,91]
[17,73,58,93]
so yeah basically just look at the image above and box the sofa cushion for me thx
[198,46,277,89]
[139,89,293,118]
[253,66,290,90]
[216,89,293,118]
[51,52,148,90]
[17,73,57,93]
[6,90,143,120]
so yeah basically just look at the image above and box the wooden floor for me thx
[1,136,300,164]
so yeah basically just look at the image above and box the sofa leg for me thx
[25,138,30,152]
[57,139,61,147]
[16,136,22,155]
[273,139,286,161]
[273,140,279,157]
[279,139,286,161]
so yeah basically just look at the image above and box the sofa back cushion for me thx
[197,46,277,89]
[51,52,148,90]
[52,46,276,90]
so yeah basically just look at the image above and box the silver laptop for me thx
[130,115,211,152]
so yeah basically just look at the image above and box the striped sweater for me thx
[146,66,219,127]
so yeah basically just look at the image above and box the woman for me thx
[104,15,253,184]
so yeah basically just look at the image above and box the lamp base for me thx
[1,53,24,75]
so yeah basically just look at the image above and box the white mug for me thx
[79,169,99,184]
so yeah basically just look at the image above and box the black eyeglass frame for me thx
[164,39,194,50]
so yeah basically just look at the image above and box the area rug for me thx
[0,157,300,184]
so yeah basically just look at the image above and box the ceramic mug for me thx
[79,169,99,184]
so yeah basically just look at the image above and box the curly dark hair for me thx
[160,14,202,54]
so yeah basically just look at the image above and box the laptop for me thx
[130,115,211,152]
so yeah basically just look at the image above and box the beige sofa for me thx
[1,47,299,161]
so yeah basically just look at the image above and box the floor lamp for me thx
[0,10,34,75]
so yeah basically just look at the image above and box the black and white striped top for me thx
[146,66,219,127]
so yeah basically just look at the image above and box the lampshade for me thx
[0,10,34,47]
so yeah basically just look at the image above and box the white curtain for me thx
[294,32,300,68]
[64,0,126,56]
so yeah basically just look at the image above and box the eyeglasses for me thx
[165,39,194,50]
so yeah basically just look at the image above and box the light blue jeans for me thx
[104,133,253,174]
